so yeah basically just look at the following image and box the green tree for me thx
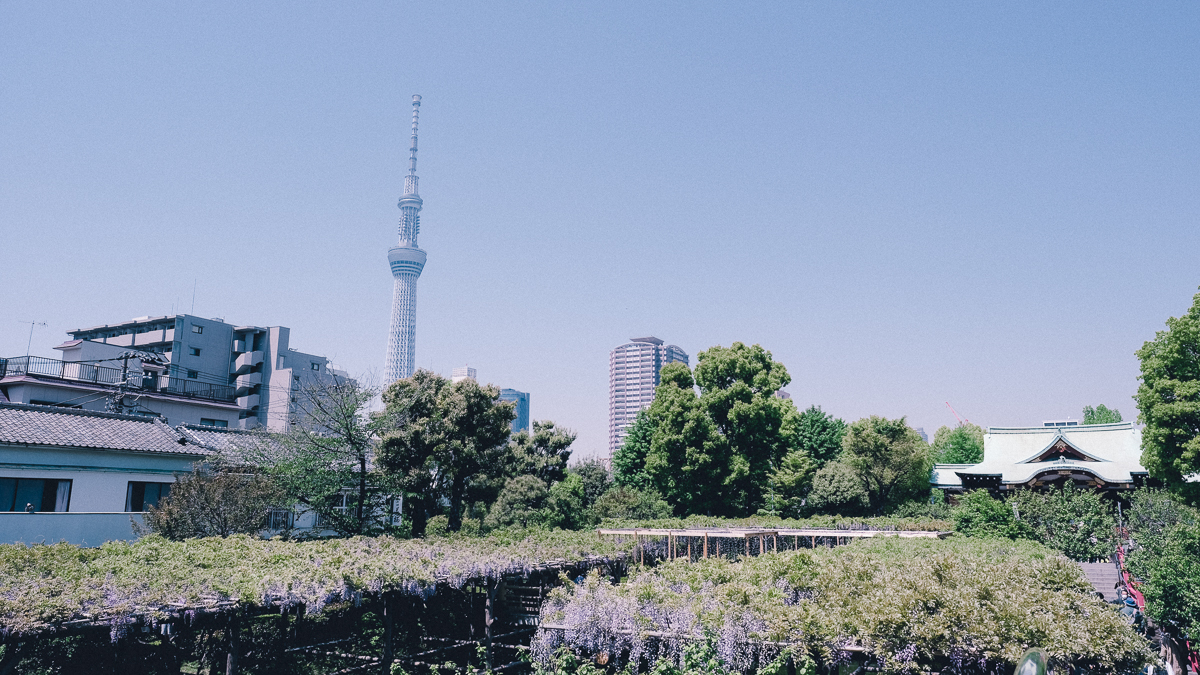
[643,362,727,515]
[570,458,612,506]
[377,370,515,535]
[1082,404,1123,425]
[952,490,1036,540]
[485,475,550,529]
[593,486,674,520]
[764,449,816,518]
[546,473,590,529]
[254,373,387,536]
[840,416,933,514]
[931,423,985,464]
[1136,289,1200,500]
[509,421,576,484]
[790,405,847,467]
[693,343,795,515]
[1125,490,1200,637]
[612,409,654,490]
[806,460,869,516]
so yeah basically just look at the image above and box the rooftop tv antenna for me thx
[19,320,46,357]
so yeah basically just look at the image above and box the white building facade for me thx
[608,337,688,459]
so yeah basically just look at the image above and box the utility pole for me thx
[19,320,46,358]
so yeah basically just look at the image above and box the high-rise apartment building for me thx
[0,314,336,431]
[499,388,530,434]
[451,366,476,383]
[608,337,688,458]
[384,95,427,385]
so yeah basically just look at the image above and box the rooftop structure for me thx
[1,314,333,431]
[384,95,427,385]
[608,337,688,458]
[451,366,476,383]
[931,422,1151,495]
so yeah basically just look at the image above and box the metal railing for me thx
[0,356,236,404]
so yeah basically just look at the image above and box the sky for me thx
[2,2,1198,458]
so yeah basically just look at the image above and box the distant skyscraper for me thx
[499,388,531,434]
[384,95,427,385]
[451,366,477,383]
[608,337,688,458]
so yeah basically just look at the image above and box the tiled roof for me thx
[177,424,288,463]
[0,403,206,456]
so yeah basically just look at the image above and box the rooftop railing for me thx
[0,356,236,404]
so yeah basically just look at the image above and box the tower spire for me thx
[405,95,420,195]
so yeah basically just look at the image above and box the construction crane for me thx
[945,401,970,426]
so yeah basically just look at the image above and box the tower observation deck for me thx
[384,95,426,384]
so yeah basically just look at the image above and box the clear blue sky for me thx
[2,2,1198,457]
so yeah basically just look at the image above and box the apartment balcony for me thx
[237,393,260,409]
[231,351,263,375]
[0,356,236,404]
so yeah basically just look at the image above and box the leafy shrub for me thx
[889,498,952,520]
[143,468,284,539]
[486,475,551,528]
[952,490,1036,540]
[599,514,953,532]
[425,514,450,537]
[534,538,1150,674]
[593,486,673,520]
[1124,489,1200,638]
[806,461,869,516]
[1009,485,1116,561]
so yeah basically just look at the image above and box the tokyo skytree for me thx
[384,95,426,384]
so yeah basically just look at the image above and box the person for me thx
[24,502,34,513]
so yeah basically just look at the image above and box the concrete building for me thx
[0,402,207,545]
[0,314,333,431]
[451,366,476,383]
[608,337,688,458]
[384,95,427,385]
[931,422,1152,498]
[499,388,530,434]
[0,402,348,545]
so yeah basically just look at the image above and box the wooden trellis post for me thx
[225,610,240,675]
[381,592,394,674]
[485,578,497,671]
[703,533,709,559]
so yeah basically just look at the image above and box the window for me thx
[0,478,71,512]
[199,418,228,428]
[311,363,320,371]
[187,370,199,379]
[192,325,203,334]
[189,347,201,357]
[126,482,172,512]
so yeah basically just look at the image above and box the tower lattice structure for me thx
[385,95,427,384]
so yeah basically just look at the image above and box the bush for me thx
[425,514,450,537]
[1009,485,1116,561]
[143,468,283,540]
[1124,489,1200,638]
[593,486,673,520]
[485,475,551,529]
[952,490,1036,540]
[806,461,868,516]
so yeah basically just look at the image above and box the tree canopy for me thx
[790,405,847,466]
[1083,404,1123,425]
[931,422,985,464]
[840,416,933,514]
[377,370,515,535]
[1135,289,1200,500]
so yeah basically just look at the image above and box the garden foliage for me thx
[1124,489,1200,638]
[533,538,1150,674]
[0,528,639,638]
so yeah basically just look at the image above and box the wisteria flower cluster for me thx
[0,528,640,638]
[534,537,1151,674]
